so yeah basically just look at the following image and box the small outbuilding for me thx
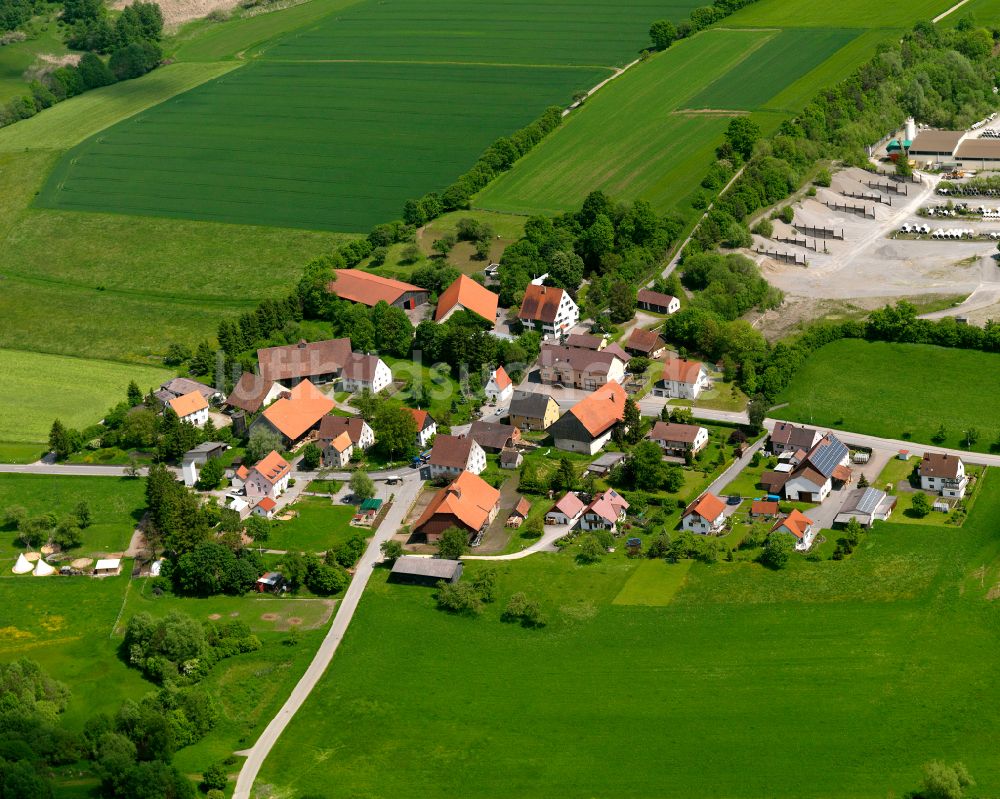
[256,572,288,593]
[93,558,122,577]
[389,556,463,586]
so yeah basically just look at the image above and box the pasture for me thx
[775,340,1000,453]
[0,473,146,558]
[256,475,1000,798]
[266,499,361,553]
[726,0,959,27]
[0,348,171,449]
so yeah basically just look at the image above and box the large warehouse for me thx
[908,128,1000,170]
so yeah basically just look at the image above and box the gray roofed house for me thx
[834,487,896,528]
[257,338,352,386]
[389,556,463,585]
[468,420,520,452]
[507,390,561,431]
[565,333,603,351]
[159,377,218,403]
[770,423,823,455]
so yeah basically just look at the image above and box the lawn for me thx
[612,557,691,605]
[0,474,146,559]
[0,14,71,105]
[775,340,1000,453]
[256,473,1000,798]
[38,60,608,232]
[0,348,171,448]
[266,498,362,553]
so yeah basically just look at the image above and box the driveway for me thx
[706,436,768,498]
[464,521,571,561]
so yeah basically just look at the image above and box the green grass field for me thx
[0,15,71,105]
[685,28,860,110]
[39,60,607,232]
[726,0,958,26]
[0,348,171,449]
[0,473,146,558]
[266,499,361,553]
[938,0,1000,25]
[256,472,1000,798]
[475,29,776,215]
[776,340,1000,453]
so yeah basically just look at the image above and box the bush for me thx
[813,168,831,187]
[501,592,546,627]
[435,580,481,615]
[751,218,773,237]
[778,206,794,225]
[201,763,228,792]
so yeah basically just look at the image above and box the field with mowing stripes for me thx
[40,61,607,231]
[727,0,957,26]
[685,28,860,110]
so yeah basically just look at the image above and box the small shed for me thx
[93,558,122,577]
[587,451,627,475]
[256,571,287,594]
[253,496,277,519]
[389,556,463,586]
[500,447,523,469]
[506,496,532,528]
[360,497,383,513]
[626,537,642,556]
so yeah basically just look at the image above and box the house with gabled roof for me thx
[580,489,629,533]
[225,373,284,414]
[467,421,520,453]
[167,391,209,427]
[625,328,666,359]
[646,421,708,457]
[427,434,486,478]
[682,492,726,534]
[435,274,499,324]
[636,289,680,315]
[253,496,278,520]
[158,377,219,405]
[538,345,625,391]
[257,338,352,387]
[651,358,710,400]
[324,432,354,468]
[249,379,335,447]
[244,451,291,501]
[783,434,851,503]
[565,333,604,351]
[772,509,815,550]
[318,415,374,454]
[770,423,823,456]
[412,470,501,542]
[407,408,437,448]
[545,492,586,526]
[834,487,895,528]
[506,496,531,528]
[918,453,968,498]
[507,391,560,431]
[517,284,579,337]
[548,380,626,454]
[341,353,392,394]
[485,366,513,404]
[328,269,428,309]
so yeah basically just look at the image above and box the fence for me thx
[775,235,821,252]
[842,190,892,206]
[756,247,806,266]
[824,201,876,219]
[876,169,921,184]
[794,224,844,240]
[867,180,907,196]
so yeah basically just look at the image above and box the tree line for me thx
[0,1,163,129]
[648,0,761,52]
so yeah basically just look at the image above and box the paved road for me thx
[0,462,172,477]
[232,474,422,799]
[703,435,768,498]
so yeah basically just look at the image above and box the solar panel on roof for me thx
[856,488,882,514]
[809,436,847,477]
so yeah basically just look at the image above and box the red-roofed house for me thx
[646,421,708,457]
[413,470,501,542]
[750,500,779,518]
[545,492,586,526]
[249,379,336,447]
[625,328,666,358]
[328,269,428,309]
[245,451,291,501]
[772,509,815,550]
[167,391,210,427]
[435,274,499,324]
[580,489,630,532]
[652,359,710,401]
[325,431,354,468]
[408,408,437,448]
[682,493,726,534]
[485,366,513,404]
[517,284,579,337]
[257,339,352,387]
[252,496,278,520]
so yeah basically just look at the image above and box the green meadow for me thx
[0,473,146,558]
[727,0,959,26]
[0,348,171,455]
[266,499,361,553]
[257,473,1000,798]
[776,340,1000,453]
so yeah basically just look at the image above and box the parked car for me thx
[727,495,742,506]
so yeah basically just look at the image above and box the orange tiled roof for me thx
[168,390,208,418]
[518,284,566,323]
[252,450,291,484]
[260,380,335,440]
[684,492,725,522]
[435,274,499,323]
[256,497,277,511]
[330,431,352,453]
[773,509,813,539]
[407,408,434,431]
[568,380,626,436]
[328,269,426,307]
[492,366,511,390]
[414,470,500,532]
[662,358,704,385]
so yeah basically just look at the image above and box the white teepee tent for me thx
[12,553,32,574]
[32,558,55,577]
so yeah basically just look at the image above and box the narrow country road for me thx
[231,474,422,799]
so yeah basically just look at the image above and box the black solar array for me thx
[809,436,848,477]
